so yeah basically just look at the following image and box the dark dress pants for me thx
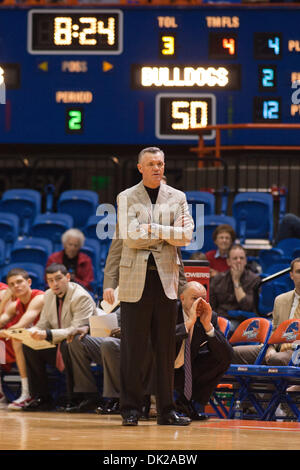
[175,351,231,405]
[120,269,177,418]
[23,340,73,400]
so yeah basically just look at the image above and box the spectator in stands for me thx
[205,224,236,277]
[275,213,300,244]
[233,257,300,369]
[174,281,233,421]
[0,269,44,410]
[210,244,261,335]
[22,263,97,412]
[46,228,94,292]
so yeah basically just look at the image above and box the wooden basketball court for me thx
[0,407,299,452]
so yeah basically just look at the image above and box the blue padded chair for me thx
[83,213,116,241]
[275,238,300,259]
[10,237,53,266]
[57,190,99,229]
[258,248,290,273]
[293,248,300,259]
[0,212,19,261]
[0,189,41,236]
[1,262,45,290]
[0,239,6,279]
[262,263,293,291]
[258,281,279,316]
[232,192,274,244]
[81,238,102,296]
[30,213,74,251]
[185,191,215,223]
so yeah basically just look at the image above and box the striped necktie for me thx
[184,334,192,401]
[56,298,65,373]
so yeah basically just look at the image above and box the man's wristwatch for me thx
[234,283,240,289]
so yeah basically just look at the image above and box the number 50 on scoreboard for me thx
[155,93,216,140]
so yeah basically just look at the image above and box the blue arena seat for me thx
[0,189,41,236]
[232,192,274,243]
[0,239,6,278]
[185,191,215,223]
[258,247,290,273]
[83,213,116,241]
[81,238,102,295]
[275,238,300,259]
[57,190,99,229]
[10,237,53,266]
[0,212,20,260]
[30,213,74,251]
[1,262,45,290]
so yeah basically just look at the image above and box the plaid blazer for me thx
[116,180,193,303]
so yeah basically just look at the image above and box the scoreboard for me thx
[0,5,300,145]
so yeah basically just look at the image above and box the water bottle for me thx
[233,400,243,420]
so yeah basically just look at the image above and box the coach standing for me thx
[117,147,194,426]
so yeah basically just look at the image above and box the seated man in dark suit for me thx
[174,281,233,420]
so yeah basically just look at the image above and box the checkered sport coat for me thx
[116,180,194,303]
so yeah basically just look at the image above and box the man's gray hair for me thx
[137,147,165,164]
[61,228,85,248]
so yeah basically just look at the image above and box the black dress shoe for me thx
[99,398,120,415]
[23,397,54,412]
[65,399,97,413]
[157,410,191,426]
[140,395,151,421]
[56,402,75,412]
[122,415,138,426]
[175,397,209,421]
[191,411,209,421]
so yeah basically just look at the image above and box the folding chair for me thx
[210,317,272,419]
[257,319,300,421]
